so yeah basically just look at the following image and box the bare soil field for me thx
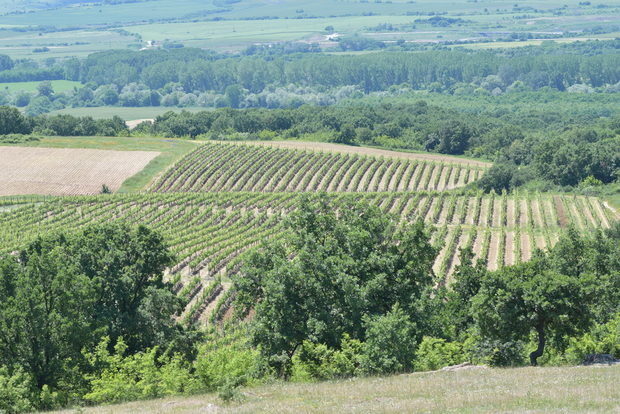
[229,140,492,168]
[0,147,159,196]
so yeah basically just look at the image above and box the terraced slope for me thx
[1,192,616,324]
[150,143,486,193]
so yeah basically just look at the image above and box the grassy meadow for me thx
[54,365,620,413]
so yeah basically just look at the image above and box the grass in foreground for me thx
[54,365,620,413]
[0,136,198,192]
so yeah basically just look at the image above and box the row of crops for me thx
[150,143,486,193]
[2,191,617,323]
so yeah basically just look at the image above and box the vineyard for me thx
[150,143,487,193]
[1,191,617,324]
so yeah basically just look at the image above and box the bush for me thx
[291,334,364,381]
[474,340,525,367]
[194,340,262,391]
[564,313,620,363]
[83,337,200,405]
[360,304,417,375]
[414,337,468,371]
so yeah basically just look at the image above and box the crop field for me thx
[0,0,615,58]
[151,143,488,193]
[0,146,159,196]
[48,106,206,120]
[0,80,82,93]
[1,190,616,324]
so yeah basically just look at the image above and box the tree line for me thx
[1,103,618,190]
[0,39,618,114]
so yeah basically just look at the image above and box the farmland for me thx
[0,80,81,93]
[1,190,616,324]
[0,146,159,196]
[151,142,488,193]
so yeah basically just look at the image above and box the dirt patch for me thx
[126,119,154,129]
[231,141,492,168]
[0,147,159,196]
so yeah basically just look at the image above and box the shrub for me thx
[291,334,364,381]
[83,337,200,404]
[414,337,468,371]
[194,341,262,391]
[473,340,525,367]
[360,304,417,375]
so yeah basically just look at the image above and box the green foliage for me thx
[414,337,468,371]
[235,195,437,374]
[0,105,32,135]
[472,237,600,365]
[84,337,200,404]
[0,223,181,407]
[291,334,363,381]
[360,304,418,374]
[0,367,34,414]
[194,340,262,391]
[564,313,620,363]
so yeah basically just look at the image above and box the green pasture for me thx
[49,106,207,120]
[0,80,82,93]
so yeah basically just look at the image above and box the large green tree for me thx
[472,251,598,366]
[0,224,180,395]
[234,196,437,373]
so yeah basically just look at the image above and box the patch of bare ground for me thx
[568,200,586,230]
[239,141,492,168]
[591,198,611,228]
[519,199,529,227]
[0,147,159,196]
[386,162,404,191]
[504,231,515,266]
[125,119,154,129]
[478,198,490,226]
[535,233,547,251]
[531,199,544,227]
[472,232,485,264]
[491,198,502,227]
[435,166,450,191]
[447,232,471,277]
[487,232,501,271]
[521,232,532,262]
[464,197,477,225]
[451,198,465,225]
[445,166,459,190]
[416,164,432,191]
[578,197,598,227]
[456,168,468,187]
[506,199,516,227]
[432,228,454,275]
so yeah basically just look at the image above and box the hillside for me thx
[55,365,620,413]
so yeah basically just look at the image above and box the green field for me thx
[0,0,615,58]
[49,106,207,120]
[0,80,82,93]
[53,365,620,413]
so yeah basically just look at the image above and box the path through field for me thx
[0,147,159,196]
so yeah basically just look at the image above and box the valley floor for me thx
[56,365,620,413]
